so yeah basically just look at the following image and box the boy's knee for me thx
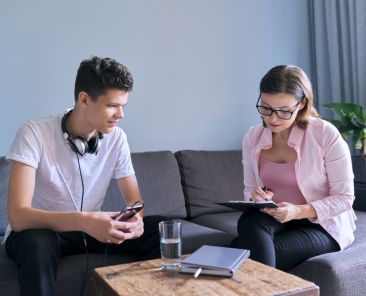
[12,229,60,259]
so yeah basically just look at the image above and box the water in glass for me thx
[160,238,182,269]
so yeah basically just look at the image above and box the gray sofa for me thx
[1,150,365,296]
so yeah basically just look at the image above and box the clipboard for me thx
[215,200,278,211]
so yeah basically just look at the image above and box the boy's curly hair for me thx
[74,56,133,101]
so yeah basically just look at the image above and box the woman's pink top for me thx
[259,158,307,205]
[242,117,356,250]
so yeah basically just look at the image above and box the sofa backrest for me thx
[0,157,10,237]
[175,150,243,218]
[102,151,187,218]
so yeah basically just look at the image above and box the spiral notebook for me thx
[180,245,250,277]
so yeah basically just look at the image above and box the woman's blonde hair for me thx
[259,65,319,129]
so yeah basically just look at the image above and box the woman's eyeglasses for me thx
[256,95,303,120]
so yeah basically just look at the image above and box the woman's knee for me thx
[237,210,275,234]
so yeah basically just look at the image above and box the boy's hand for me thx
[125,213,144,238]
[82,212,144,244]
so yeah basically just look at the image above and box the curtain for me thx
[309,0,366,115]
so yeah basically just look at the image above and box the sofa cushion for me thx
[102,151,187,219]
[289,210,366,296]
[175,150,243,218]
[0,157,10,236]
[176,219,235,254]
[189,211,242,236]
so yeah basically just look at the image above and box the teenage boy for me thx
[5,56,163,296]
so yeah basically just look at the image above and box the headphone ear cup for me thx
[95,138,101,154]
[87,137,99,154]
[73,137,88,155]
[61,109,103,155]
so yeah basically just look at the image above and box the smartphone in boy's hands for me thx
[113,201,144,221]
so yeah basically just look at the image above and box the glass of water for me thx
[159,221,182,270]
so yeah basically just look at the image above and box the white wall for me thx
[0,0,312,155]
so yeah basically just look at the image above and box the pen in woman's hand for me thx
[262,186,270,193]
[261,186,272,200]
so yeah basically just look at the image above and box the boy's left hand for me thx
[124,213,144,238]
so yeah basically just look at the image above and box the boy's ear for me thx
[77,91,89,106]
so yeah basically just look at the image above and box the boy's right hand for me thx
[251,186,273,202]
[82,212,141,244]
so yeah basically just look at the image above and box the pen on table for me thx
[194,267,202,278]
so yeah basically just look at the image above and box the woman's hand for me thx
[261,202,299,223]
[251,186,273,201]
[261,202,316,223]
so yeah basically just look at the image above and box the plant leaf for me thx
[325,119,356,133]
[355,138,362,150]
[323,102,363,121]
[340,131,353,141]
[350,113,366,128]
[323,102,366,155]
[361,128,366,140]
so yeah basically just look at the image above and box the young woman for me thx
[231,65,356,270]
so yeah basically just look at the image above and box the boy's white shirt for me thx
[3,113,135,242]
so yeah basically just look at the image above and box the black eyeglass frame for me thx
[255,95,304,120]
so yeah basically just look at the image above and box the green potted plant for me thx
[323,102,366,210]
[323,102,366,156]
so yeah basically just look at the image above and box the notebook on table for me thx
[180,245,250,277]
[215,200,278,211]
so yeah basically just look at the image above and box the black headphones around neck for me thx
[61,109,103,156]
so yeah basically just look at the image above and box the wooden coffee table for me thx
[91,258,319,296]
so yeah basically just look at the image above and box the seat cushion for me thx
[176,219,235,254]
[189,211,242,236]
[175,150,243,218]
[103,151,187,219]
